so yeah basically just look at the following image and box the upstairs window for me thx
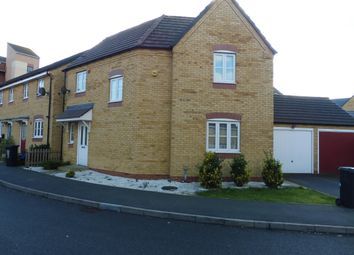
[23,83,29,99]
[76,71,87,93]
[207,119,240,153]
[109,76,123,102]
[27,65,34,73]
[33,119,44,138]
[0,91,3,104]
[37,79,44,95]
[213,52,236,84]
[8,88,14,102]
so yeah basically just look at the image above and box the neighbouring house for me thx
[5,43,40,81]
[274,95,354,175]
[0,53,81,153]
[55,0,276,179]
[0,56,5,83]
[332,96,354,117]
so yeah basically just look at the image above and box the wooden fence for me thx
[25,149,60,167]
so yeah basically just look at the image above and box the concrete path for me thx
[285,174,340,197]
[0,164,353,234]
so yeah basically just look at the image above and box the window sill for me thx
[75,91,86,97]
[213,82,237,89]
[8,101,14,104]
[108,101,123,107]
[32,137,43,142]
[23,98,29,102]
[68,143,74,148]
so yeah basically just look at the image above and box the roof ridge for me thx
[136,15,165,46]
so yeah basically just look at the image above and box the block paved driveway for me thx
[285,174,340,197]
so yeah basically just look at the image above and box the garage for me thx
[274,94,354,174]
[319,130,354,175]
[274,128,313,174]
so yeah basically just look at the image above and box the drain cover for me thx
[161,186,178,191]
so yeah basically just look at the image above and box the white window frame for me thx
[213,51,236,84]
[0,91,3,105]
[33,119,44,138]
[23,83,29,99]
[76,71,87,93]
[69,123,74,144]
[206,119,240,153]
[8,88,14,102]
[109,76,123,103]
[37,79,44,95]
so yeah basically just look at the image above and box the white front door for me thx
[274,128,313,174]
[77,122,89,166]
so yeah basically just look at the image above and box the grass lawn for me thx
[197,187,335,205]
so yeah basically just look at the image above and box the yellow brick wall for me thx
[63,50,172,176]
[343,96,354,111]
[275,124,354,174]
[170,0,274,177]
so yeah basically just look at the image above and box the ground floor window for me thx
[207,119,240,153]
[33,119,44,138]
[69,123,74,144]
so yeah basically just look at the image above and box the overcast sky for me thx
[1,0,353,98]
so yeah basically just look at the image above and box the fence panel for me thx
[25,149,60,167]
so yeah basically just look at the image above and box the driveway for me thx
[285,174,340,197]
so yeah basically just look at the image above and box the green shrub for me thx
[230,154,249,187]
[198,152,223,189]
[41,160,63,170]
[66,170,75,178]
[262,152,283,189]
[30,144,50,151]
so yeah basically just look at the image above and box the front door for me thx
[20,124,27,153]
[77,122,89,166]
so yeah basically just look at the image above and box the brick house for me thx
[0,56,5,83]
[0,53,81,153]
[55,0,276,179]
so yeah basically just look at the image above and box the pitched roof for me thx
[65,0,276,71]
[56,103,94,120]
[274,88,282,95]
[274,94,354,126]
[65,15,194,70]
[0,52,83,88]
[332,98,350,107]
[8,43,39,58]
[0,56,6,63]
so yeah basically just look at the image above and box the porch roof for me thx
[56,103,94,122]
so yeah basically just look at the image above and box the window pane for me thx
[231,124,238,137]
[220,124,227,136]
[117,79,123,101]
[231,137,238,149]
[208,123,216,149]
[226,55,234,68]
[214,55,223,68]
[219,123,227,149]
[214,68,223,81]
[110,79,118,101]
[226,68,234,81]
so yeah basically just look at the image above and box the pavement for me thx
[0,163,354,235]
[285,174,340,197]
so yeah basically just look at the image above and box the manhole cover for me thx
[161,186,178,191]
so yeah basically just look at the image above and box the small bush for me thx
[198,152,223,189]
[41,160,63,170]
[30,144,50,151]
[262,152,283,189]
[230,154,249,187]
[66,170,75,178]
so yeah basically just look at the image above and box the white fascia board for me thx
[0,71,48,91]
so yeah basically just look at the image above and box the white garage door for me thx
[273,128,313,174]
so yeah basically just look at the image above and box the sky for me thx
[1,0,353,98]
